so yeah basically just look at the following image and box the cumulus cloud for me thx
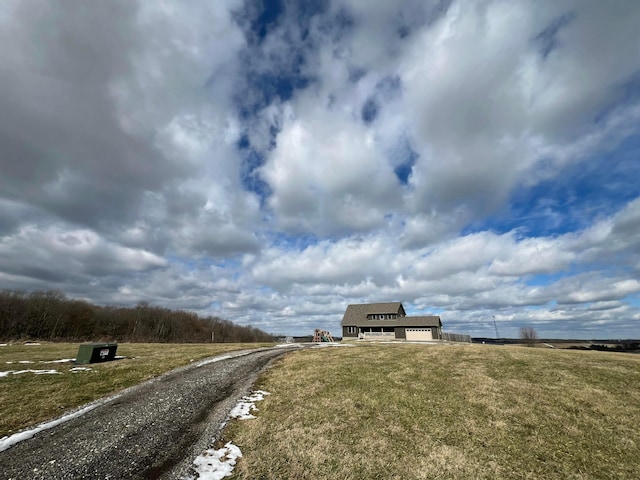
[261,102,403,234]
[0,224,166,292]
[0,0,255,255]
[0,0,639,338]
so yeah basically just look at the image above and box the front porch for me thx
[359,327,396,340]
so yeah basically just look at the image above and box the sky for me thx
[1,0,639,339]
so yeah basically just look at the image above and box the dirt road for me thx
[0,348,290,479]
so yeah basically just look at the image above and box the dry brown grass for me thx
[226,343,640,480]
[0,342,272,437]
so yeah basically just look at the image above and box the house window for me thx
[347,326,357,334]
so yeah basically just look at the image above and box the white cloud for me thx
[251,235,395,288]
[0,225,166,285]
[0,0,639,339]
[553,275,640,305]
[261,101,402,235]
[488,236,577,276]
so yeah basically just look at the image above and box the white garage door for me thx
[406,328,433,341]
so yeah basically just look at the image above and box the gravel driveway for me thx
[0,348,291,479]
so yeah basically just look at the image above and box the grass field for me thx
[226,343,640,480]
[0,342,272,437]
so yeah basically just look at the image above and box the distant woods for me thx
[0,290,275,343]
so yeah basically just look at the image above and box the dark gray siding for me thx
[342,326,357,338]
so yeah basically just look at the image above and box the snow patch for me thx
[196,350,253,367]
[229,390,270,420]
[70,367,92,373]
[7,359,74,365]
[184,442,242,480]
[312,342,354,348]
[0,343,8,347]
[185,390,271,479]
[0,402,102,452]
[1,369,60,377]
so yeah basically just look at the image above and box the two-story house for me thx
[341,302,442,341]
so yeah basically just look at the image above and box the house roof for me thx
[393,316,442,327]
[341,303,441,328]
[341,302,404,325]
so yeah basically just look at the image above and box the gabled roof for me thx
[341,302,405,325]
[341,303,441,328]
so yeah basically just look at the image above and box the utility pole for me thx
[493,316,500,340]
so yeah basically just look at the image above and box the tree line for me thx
[0,289,276,343]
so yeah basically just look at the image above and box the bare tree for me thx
[520,327,538,347]
[0,289,276,343]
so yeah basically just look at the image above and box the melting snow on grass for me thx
[0,402,104,452]
[184,390,271,479]
[6,358,74,364]
[0,369,60,377]
[70,367,93,373]
[312,342,355,348]
[1,364,93,377]
[196,350,254,367]
[229,390,270,420]
[186,442,243,480]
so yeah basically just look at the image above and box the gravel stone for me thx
[0,348,290,479]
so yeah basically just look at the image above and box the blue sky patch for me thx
[361,98,378,124]
[391,136,418,186]
[466,134,640,237]
[251,0,284,41]
[238,140,272,205]
[534,12,576,59]
[524,273,568,287]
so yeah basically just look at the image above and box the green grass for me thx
[0,342,272,437]
[226,344,640,480]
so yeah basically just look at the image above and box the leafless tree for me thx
[520,327,538,347]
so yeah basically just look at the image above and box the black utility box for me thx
[76,343,118,364]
